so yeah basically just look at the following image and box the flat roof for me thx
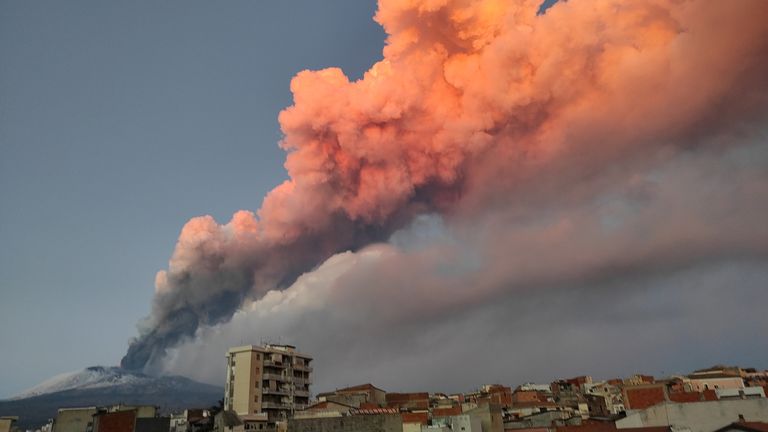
[226,344,312,359]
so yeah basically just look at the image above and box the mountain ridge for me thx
[0,366,222,430]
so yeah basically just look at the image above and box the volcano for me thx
[0,366,222,430]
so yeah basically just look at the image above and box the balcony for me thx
[262,388,289,396]
[262,373,287,381]
[292,377,312,385]
[263,360,286,368]
[294,389,310,397]
[292,364,313,372]
[260,401,289,410]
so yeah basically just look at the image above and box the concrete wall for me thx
[464,404,503,432]
[136,417,171,432]
[287,414,403,432]
[53,408,98,432]
[94,410,137,432]
[233,351,257,415]
[689,378,744,393]
[0,418,15,432]
[616,399,768,432]
[403,423,421,432]
[447,415,482,432]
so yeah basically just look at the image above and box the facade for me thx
[286,413,402,432]
[170,409,210,432]
[52,407,99,432]
[616,399,768,432]
[623,384,666,410]
[293,401,355,419]
[92,410,137,432]
[716,387,766,400]
[317,383,386,408]
[584,383,625,415]
[224,344,312,422]
[432,414,482,432]
[386,393,430,411]
[689,377,745,393]
[91,407,167,432]
[0,417,18,432]
[464,403,504,432]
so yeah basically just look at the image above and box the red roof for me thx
[432,406,462,417]
[624,386,665,410]
[401,412,428,425]
[336,383,386,394]
[304,400,355,410]
[386,392,429,401]
[510,401,557,409]
[351,408,399,415]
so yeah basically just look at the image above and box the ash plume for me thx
[122,0,768,370]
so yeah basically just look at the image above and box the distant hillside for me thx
[0,367,222,430]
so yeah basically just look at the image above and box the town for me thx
[2,344,767,432]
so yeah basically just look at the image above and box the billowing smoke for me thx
[122,0,768,370]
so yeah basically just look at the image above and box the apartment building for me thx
[224,344,312,422]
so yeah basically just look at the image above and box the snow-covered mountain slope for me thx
[0,366,223,430]
[12,366,153,399]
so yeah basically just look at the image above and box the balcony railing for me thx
[263,360,286,368]
[294,389,310,397]
[261,401,289,410]
[292,364,313,372]
[262,388,289,396]
[262,373,287,381]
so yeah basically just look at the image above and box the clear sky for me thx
[0,0,384,398]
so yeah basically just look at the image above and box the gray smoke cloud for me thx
[123,0,768,371]
[154,138,768,390]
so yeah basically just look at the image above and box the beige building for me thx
[224,344,312,422]
[0,416,19,432]
[616,399,768,432]
[52,407,98,432]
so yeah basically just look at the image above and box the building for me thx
[432,414,483,432]
[385,393,430,411]
[91,406,166,432]
[293,401,354,419]
[0,417,19,432]
[616,399,768,432]
[716,387,766,400]
[463,402,504,432]
[92,410,137,432]
[317,384,386,408]
[224,344,312,422]
[714,422,768,432]
[169,409,211,432]
[584,383,625,416]
[52,407,99,432]
[689,377,745,393]
[286,411,402,432]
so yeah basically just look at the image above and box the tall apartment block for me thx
[224,344,313,421]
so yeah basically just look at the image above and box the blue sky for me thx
[0,0,384,398]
